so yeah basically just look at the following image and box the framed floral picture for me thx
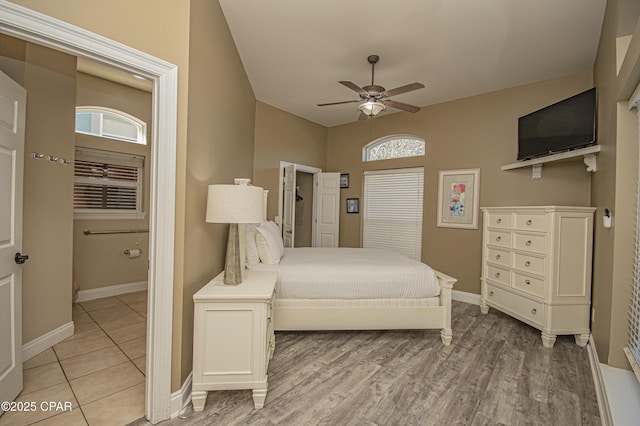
[437,168,480,229]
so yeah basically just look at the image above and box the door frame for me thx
[277,161,321,242]
[0,3,177,424]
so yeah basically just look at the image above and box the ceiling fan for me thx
[317,55,425,120]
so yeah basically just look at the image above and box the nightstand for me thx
[191,270,277,411]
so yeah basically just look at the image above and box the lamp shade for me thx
[358,100,386,117]
[206,184,264,224]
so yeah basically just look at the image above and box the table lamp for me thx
[206,178,264,285]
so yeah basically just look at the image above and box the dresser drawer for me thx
[513,233,545,254]
[486,264,510,286]
[487,230,511,248]
[486,247,510,267]
[512,252,545,276]
[487,212,512,229]
[513,272,545,298]
[486,284,544,326]
[515,213,547,232]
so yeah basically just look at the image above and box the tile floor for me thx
[0,291,148,426]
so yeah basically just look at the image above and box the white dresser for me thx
[480,206,595,348]
[192,270,277,411]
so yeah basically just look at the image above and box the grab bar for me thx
[83,229,149,235]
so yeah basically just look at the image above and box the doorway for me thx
[0,4,177,423]
[277,161,340,248]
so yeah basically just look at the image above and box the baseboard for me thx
[76,280,148,302]
[23,321,74,362]
[587,335,613,426]
[452,290,481,306]
[170,372,193,419]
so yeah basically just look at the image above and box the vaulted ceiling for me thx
[219,0,606,127]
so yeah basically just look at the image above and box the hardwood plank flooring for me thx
[132,301,600,425]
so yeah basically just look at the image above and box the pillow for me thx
[265,221,284,256]
[245,223,260,269]
[255,221,284,265]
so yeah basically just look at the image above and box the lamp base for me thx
[223,223,245,285]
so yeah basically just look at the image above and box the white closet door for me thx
[313,173,340,247]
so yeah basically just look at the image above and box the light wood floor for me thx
[141,301,600,425]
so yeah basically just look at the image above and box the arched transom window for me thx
[362,134,425,162]
[75,106,147,145]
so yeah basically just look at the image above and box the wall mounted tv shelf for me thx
[501,145,601,179]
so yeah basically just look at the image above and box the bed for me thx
[250,232,457,345]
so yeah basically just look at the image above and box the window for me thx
[75,106,147,145]
[74,147,144,219]
[363,135,425,162]
[362,167,424,260]
[628,94,640,383]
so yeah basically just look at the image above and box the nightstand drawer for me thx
[513,233,545,254]
[512,252,545,276]
[515,213,547,232]
[488,230,511,248]
[487,247,510,267]
[486,284,543,326]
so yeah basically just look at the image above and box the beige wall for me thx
[253,101,328,220]
[18,44,76,343]
[73,73,152,292]
[592,0,640,368]
[178,0,257,385]
[327,73,594,294]
[591,0,619,363]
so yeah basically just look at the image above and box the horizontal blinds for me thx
[102,113,138,141]
[363,168,424,260]
[628,106,640,384]
[74,147,142,211]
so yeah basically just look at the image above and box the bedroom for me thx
[1,0,640,425]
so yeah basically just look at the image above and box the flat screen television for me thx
[517,88,596,161]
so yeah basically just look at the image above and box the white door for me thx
[0,71,26,404]
[313,173,340,247]
[282,164,296,247]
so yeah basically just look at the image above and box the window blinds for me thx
[627,101,640,383]
[74,147,143,211]
[362,167,424,260]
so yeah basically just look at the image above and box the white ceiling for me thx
[218,0,606,127]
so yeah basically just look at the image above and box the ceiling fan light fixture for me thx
[358,100,385,117]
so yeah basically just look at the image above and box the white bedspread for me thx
[253,247,440,299]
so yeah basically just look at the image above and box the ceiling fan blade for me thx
[339,81,369,96]
[358,111,368,121]
[317,99,361,107]
[382,82,425,98]
[384,99,421,113]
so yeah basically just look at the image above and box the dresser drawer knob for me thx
[525,261,531,267]
[495,254,501,260]
[497,218,502,224]
[531,308,537,315]
[526,219,532,225]
[495,272,500,278]
[496,236,501,242]
[525,279,531,285]
[489,291,494,296]
[525,240,532,246]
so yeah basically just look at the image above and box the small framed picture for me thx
[340,173,350,189]
[437,168,480,229]
[346,198,359,214]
